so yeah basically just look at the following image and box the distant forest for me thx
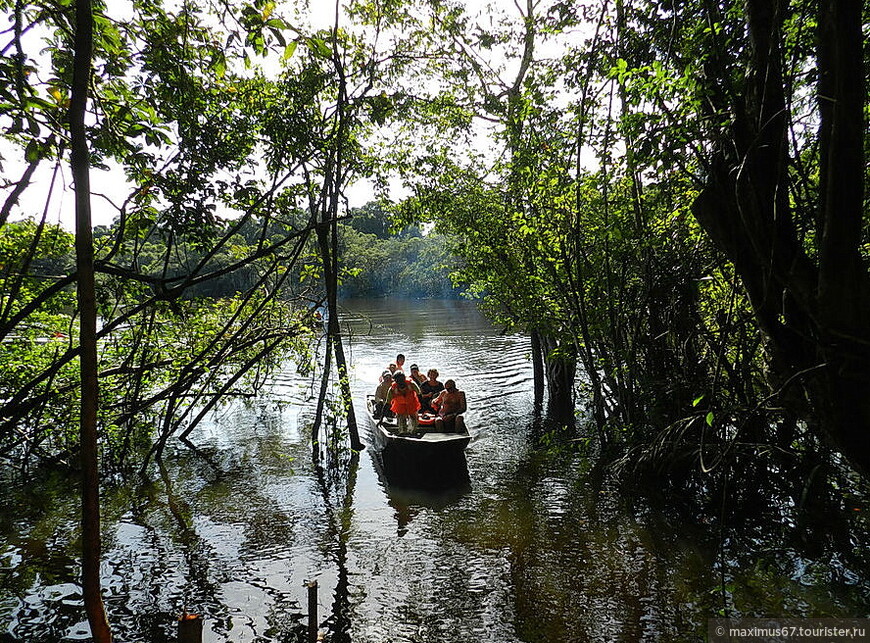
[88,200,462,300]
[332,202,463,300]
[4,201,461,305]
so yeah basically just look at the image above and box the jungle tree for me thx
[0,0,326,472]
[619,0,870,474]
[68,0,111,637]
[390,0,587,426]
[251,0,449,454]
[389,0,719,446]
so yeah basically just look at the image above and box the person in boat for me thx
[418,368,444,414]
[373,370,394,419]
[432,379,467,433]
[408,363,427,385]
[394,353,406,373]
[385,371,421,434]
[381,363,398,381]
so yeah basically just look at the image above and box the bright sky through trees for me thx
[3,0,591,229]
[1,0,384,229]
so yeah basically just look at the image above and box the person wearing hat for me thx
[373,370,394,419]
[408,363,427,385]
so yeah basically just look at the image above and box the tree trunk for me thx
[70,0,112,640]
[328,199,362,451]
[315,216,363,453]
[541,335,576,429]
[691,0,870,475]
[309,7,363,456]
[810,0,870,475]
[312,330,333,459]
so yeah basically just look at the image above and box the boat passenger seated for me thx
[381,363,398,381]
[419,368,444,414]
[432,379,467,433]
[373,371,394,419]
[408,363,427,385]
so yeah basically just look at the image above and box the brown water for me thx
[1,299,868,642]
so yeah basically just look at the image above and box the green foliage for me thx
[384,0,782,470]
[0,214,318,468]
[0,0,341,471]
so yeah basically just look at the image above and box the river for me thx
[1,298,868,642]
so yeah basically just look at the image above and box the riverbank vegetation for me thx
[1,0,866,481]
[1,0,868,637]
[0,203,452,467]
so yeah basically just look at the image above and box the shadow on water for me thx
[369,448,472,536]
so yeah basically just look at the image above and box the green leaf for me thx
[24,140,40,162]
[692,395,704,407]
[213,56,226,79]
[705,411,714,427]
[306,37,331,58]
[282,41,297,60]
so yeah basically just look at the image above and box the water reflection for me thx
[369,448,472,537]
[0,298,868,642]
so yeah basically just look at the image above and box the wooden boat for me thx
[369,438,471,497]
[365,395,471,463]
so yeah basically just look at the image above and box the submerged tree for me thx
[0,0,342,634]
[690,0,869,474]
[595,0,870,475]
[69,0,111,637]
[389,0,586,427]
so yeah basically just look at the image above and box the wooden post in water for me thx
[306,580,318,643]
[178,613,203,643]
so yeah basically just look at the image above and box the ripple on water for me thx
[3,298,867,642]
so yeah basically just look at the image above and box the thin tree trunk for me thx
[530,330,544,415]
[315,216,363,453]
[326,7,362,452]
[70,0,111,640]
[312,328,333,458]
[308,4,363,457]
[327,197,361,451]
[332,330,362,450]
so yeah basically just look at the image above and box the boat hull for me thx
[365,395,470,477]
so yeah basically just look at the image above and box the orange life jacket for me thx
[390,383,420,415]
